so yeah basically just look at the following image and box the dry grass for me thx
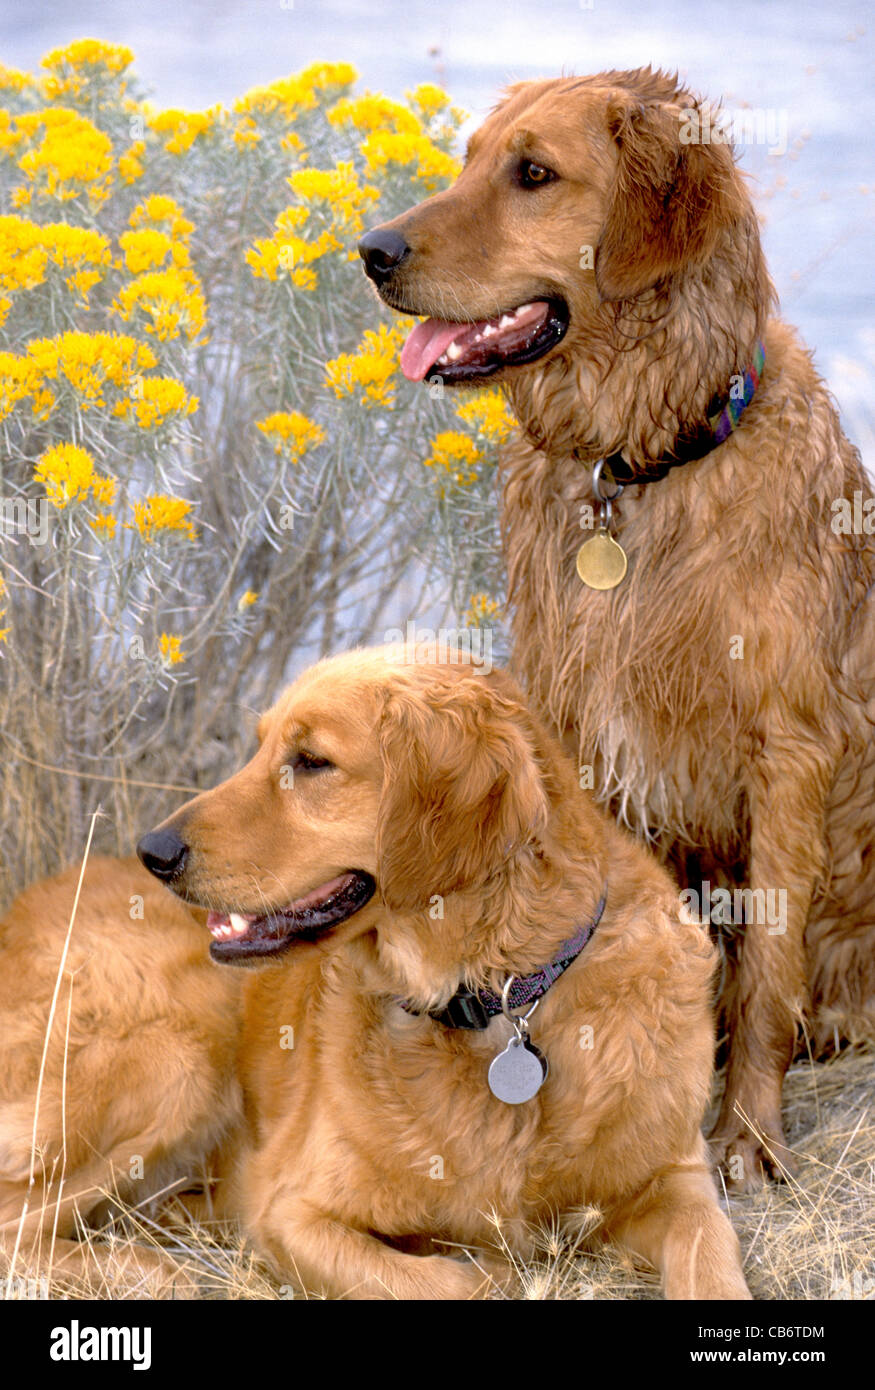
[4,1046,872,1302]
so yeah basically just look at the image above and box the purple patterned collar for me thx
[402,891,607,1031]
[581,340,766,488]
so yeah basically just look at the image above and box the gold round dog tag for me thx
[576,530,628,589]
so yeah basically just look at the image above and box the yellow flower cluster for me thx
[0,217,48,318]
[232,116,261,149]
[0,215,111,321]
[91,512,117,537]
[149,107,220,154]
[129,193,193,241]
[327,93,421,136]
[117,140,145,184]
[288,161,379,242]
[455,389,516,444]
[119,227,187,273]
[407,84,468,143]
[235,62,357,124]
[407,84,451,119]
[360,130,461,191]
[113,376,199,429]
[115,198,205,340]
[256,411,325,460]
[247,163,378,289]
[13,107,114,207]
[324,323,406,408]
[0,571,8,644]
[0,331,157,420]
[423,431,484,487]
[0,64,32,94]
[40,40,134,100]
[464,592,501,626]
[0,352,36,421]
[130,494,197,542]
[159,632,185,666]
[34,442,117,509]
[115,269,206,341]
[246,206,338,290]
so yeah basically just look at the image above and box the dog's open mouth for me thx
[206,871,375,963]
[399,298,569,384]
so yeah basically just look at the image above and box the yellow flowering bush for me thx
[14,108,114,206]
[130,494,197,542]
[119,228,185,273]
[149,107,220,155]
[12,331,158,419]
[114,266,207,341]
[159,632,184,666]
[34,442,116,509]
[234,62,358,124]
[256,411,325,459]
[360,130,461,191]
[464,591,502,626]
[117,139,145,183]
[324,324,407,407]
[0,40,505,905]
[41,40,134,103]
[113,376,198,428]
[423,430,485,488]
[328,93,422,136]
[455,389,516,444]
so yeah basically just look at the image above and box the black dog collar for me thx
[579,340,765,487]
[402,891,607,1031]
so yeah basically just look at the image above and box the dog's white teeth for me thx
[229,912,250,937]
[436,352,449,365]
[499,314,515,328]
[516,302,533,312]
[446,342,462,361]
[482,323,498,338]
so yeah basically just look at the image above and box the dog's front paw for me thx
[709,1125,798,1191]
[412,1253,497,1300]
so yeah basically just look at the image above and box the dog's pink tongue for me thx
[400,319,466,381]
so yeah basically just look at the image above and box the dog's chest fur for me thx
[499,346,874,856]
[501,446,754,849]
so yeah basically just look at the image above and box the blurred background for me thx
[3,0,873,463]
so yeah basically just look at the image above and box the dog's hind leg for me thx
[806,720,875,1052]
[607,1159,751,1301]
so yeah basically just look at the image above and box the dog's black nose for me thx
[137,827,188,882]
[358,227,410,284]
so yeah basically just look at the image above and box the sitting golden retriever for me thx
[0,857,242,1296]
[130,646,747,1299]
[358,69,875,1188]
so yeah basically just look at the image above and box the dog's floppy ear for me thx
[595,92,746,301]
[375,674,549,912]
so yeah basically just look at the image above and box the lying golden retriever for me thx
[358,69,875,1188]
[132,646,747,1298]
[0,857,241,1296]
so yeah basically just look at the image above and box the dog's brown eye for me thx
[518,159,556,189]
[292,750,332,772]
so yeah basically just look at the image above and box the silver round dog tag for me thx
[488,1037,549,1105]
